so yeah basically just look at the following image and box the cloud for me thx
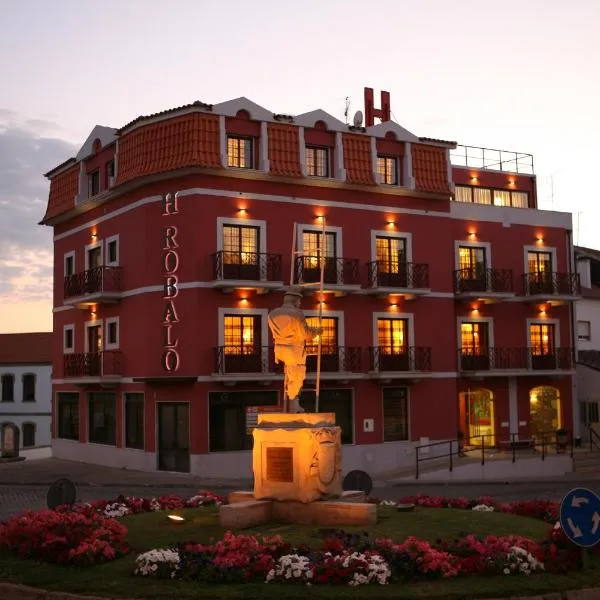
[0,110,77,303]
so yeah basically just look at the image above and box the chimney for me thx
[364,87,391,127]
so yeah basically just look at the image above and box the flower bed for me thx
[0,491,591,587]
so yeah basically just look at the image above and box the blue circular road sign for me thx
[559,487,600,548]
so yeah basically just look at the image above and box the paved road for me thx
[2,479,600,521]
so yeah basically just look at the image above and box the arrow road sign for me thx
[559,487,600,548]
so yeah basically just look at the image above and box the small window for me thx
[88,392,116,445]
[22,423,35,447]
[106,320,119,348]
[64,254,75,277]
[383,387,409,441]
[493,190,511,207]
[22,374,35,402]
[377,156,398,185]
[1,374,14,402]
[511,191,528,208]
[473,188,491,204]
[306,147,329,177]
[125,393,144,450]
[57,392,79,440]
[107,239,118,265]
[88,170,100,197]
[64,326,74,352]
[455,186,472,202]
[106,160,115,185]
[227,136,253,168]
[578,320,591,342]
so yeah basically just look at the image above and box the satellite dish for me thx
[353,110,363,127]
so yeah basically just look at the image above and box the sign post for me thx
[559,487,600,570]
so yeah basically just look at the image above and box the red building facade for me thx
[42,89,579,477]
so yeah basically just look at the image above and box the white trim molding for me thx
[370,230,413,263]
[63,324,75,354]
[371,311,415,348]
[523,244,557,275]
[84,319,103,353]
[105,234,120,267]
[217,307,269,348]
[454,239,493,270]
[84,240,103,270]
[63,251,76,278]
[456,316,495,350]
[105,317,120,350]
[526,318,561,348]
[304,309,345,347]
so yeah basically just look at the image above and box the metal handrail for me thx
[589,426,600,452]
[414,429,573,479]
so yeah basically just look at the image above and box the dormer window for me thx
[88,170,100,197]
[227,136,253,169]
[306,146,329,177]
[377,156,398,185]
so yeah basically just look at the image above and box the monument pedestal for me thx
[218,413,377,529]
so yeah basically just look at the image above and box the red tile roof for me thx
[412,144,451,194]
[343,134,375,185]
[41,165,79,222]
[0,333,53,365]
[117,101,213,135]
[116,112,222,186]
[267,123,302,177]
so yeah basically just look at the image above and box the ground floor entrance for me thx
[459,388,496,446]
[157,402,190,473]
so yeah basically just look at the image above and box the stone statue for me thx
[268,287,321,413]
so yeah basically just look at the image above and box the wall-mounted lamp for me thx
[315,214,326,222]
[508,179,516,186]
[238,208,247,215]
[470,175,479,182]
[239,297,249,305]
[90,231,98,240]
[536,236,544,243]
[467,231,478,239]
[387,220,396,227]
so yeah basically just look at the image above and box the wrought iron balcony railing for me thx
[63,351,123,377]
[367,261,429,289]
[211,251,282,282]
[294,255,360,286]
[454,268,513,294]
[369,346,432,372]
[458,347,573,371]
[64,266,122,299]
[305,346,362,373]
[521,272,580,297]
[214,346,280,374]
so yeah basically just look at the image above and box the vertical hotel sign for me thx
[161,192,180,372]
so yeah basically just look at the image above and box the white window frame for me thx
[454,240,493,270]
[304,309,345,371]
[456,316,495,350]
[297,223,344,284]
[105,234,120,267]
[63,251,76,277]
[216,217,267,280]
[577,320,591,341]
[63,324,75,354]
[376,155,400,186]
[372,311,415,346]
[84,240,104,270]
[526,318,561,348]
[218,307,269,347]
[84,319,103,353]
[523,245,557,274]
[371,230,413,263]
[105,317,119,350]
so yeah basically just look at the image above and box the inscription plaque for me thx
[266,447,294,483]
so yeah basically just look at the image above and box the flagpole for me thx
[315,215,326,413]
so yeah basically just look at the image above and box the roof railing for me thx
[450,144,534,175]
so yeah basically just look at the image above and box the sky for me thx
[0,0,599,333]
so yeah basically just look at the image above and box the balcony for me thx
[210,251,283,293]
[63,266,122,307]
[521,272,580,303]
[458,347,574,375]
[450,144,534,174]
[213,346,280,381]
[294,256,361,296]
[305,346,362,374]
[368,346,432,379]
[365,261,430,299]
[63,351,123,381]
[454,268,514,301]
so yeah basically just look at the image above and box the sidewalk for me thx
[0,458,252,489]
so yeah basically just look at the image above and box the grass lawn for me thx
[1,506,599,600]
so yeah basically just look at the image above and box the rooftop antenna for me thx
[343,97,351,124]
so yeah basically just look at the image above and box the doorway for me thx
[157,402,190,472]
[86,324,102,375]
[529,386,561,441]
[459,389,495,446]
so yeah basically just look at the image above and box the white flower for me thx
[472,504,494,512]
[103,502,130,518]
[379,500,397,507]
[134,548,180,578]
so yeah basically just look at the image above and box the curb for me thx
[1,582,600,600]
[0,481,252,489]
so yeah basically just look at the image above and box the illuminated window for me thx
[377,156,398,185]
[461,322,488,355]
[378,318,407,354]
[302,231,336,271]
[458,246,486,275]
[473,188,491,204]
[376,236,406,274]
[223,225,259,265]
[528,251,552,275]
[529,323,555,355]
[455,186,472,202]
[493,190,511,207]
[223,315,260,355]
[511,191,528,208]
[306,317,338,354]
[306,147,329,177]
[227,136,253,168]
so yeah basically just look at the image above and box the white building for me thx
[0,332,53,451]
[574,246,600,438]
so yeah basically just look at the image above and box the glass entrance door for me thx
[157,402,190,473]
[461,389,495,446]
